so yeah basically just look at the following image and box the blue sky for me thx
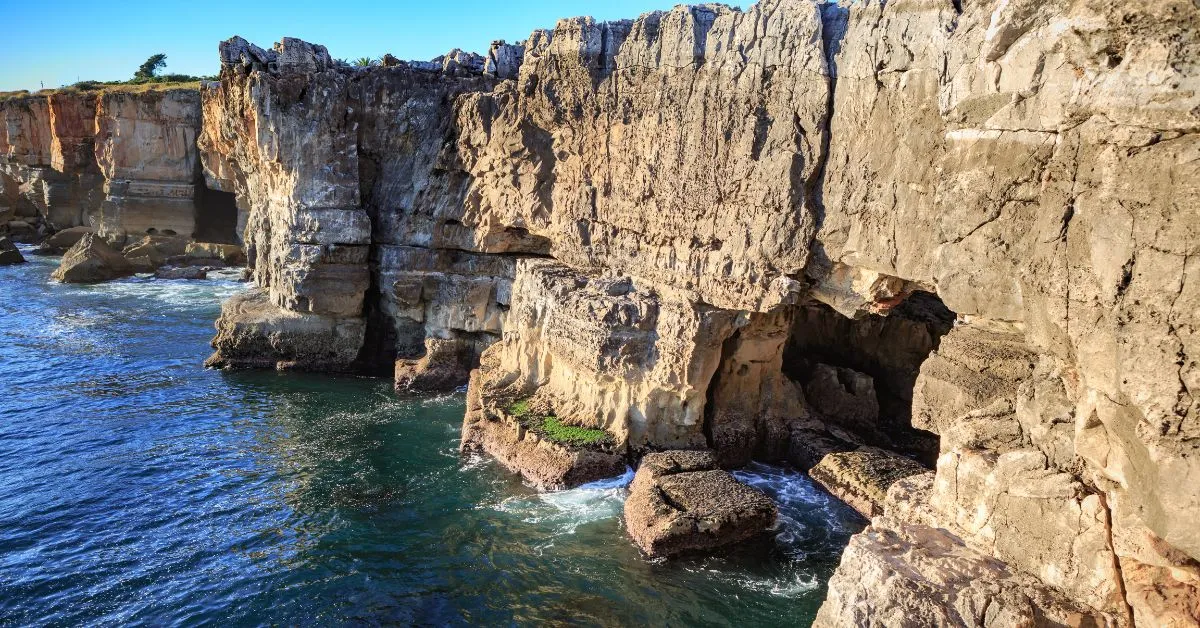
[1,0,748,91]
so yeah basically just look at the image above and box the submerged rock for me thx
[0,237,25,265]
[51,233,133,283]
[624,451,777,558]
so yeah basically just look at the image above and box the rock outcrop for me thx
[51,232,133,283]
[0,236,24,265]
[809,447,928,518]
[94,89,203,240]
[34,226,92,254]
[624,450,778,558]
[189,0,1199,622]
[460,364,628,490]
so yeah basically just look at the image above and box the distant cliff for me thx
[0,85,239,245]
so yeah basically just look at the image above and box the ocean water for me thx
[0,248,864,626]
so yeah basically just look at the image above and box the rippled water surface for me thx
[0,249,864,626]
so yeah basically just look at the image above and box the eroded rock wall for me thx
[0,86,204,240]
[95,89,202,239]
[198,0,1199,622]
[810,0,1200,624]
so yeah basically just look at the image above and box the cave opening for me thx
[193,182,240,244]
[703,291,956,472]
[780,291,955,468]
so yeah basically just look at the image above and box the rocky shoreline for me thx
[3,0,1197,624]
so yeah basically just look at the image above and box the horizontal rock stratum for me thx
[0,84,244,254]
[16,0,1196,623]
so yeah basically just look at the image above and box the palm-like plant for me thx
[352,57,379,67]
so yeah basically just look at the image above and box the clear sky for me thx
[1,0,748,91]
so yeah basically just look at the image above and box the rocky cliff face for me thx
[197,0,1198,623]
[0,86,216,243]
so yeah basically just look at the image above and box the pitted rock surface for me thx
[624,451,777,558]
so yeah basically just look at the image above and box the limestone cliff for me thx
[0,85,233,245]
[195,0,1198,623]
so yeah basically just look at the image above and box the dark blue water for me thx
[0,248,864,626]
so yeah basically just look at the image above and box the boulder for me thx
[123,234,189,259]
[787,424,857,472]
[185,242,245,266]
[803,363,882,437]
[809,447,929,518]
[5,220,38,244]
[34,226,93,255]
[205,288,367,371]
[126,255,159,274]
[624,450,777,558]
[394,337,475,394]
[51,233,134,283]
[0,237,26,265]
[121,235,192,273]
[155,266,208,280]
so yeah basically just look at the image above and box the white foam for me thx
[490,467,634,535]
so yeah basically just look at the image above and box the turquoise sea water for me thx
[0,249,863,626]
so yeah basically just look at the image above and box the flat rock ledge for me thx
[460,373,626,490]
[205,288,367,371]
[624,450,777,558]
[809,447,929,518]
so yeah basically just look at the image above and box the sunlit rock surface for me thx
[175,0,1200,621]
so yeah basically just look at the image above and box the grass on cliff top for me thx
[1,79,207,103]
[0,90,32,102]
[506,399,611,447]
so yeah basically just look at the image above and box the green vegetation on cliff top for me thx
[1,53,211,102]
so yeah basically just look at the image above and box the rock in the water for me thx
[0,237,25,265]
[206,288,367,371]
[460,367,627,490]
[185,242,245,266]
[124,234,189,259]
[809,447,929,518]
[50,233,134,283]
[34,226,93,255]
[122,235,192,273]
[5,220,38,244]
[624,451,777,558]
[155,266,208,280]
[394,337,475,394]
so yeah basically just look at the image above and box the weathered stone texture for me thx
[194,0,1200,621]
[624,450,777,558]
[0,87,204,239]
